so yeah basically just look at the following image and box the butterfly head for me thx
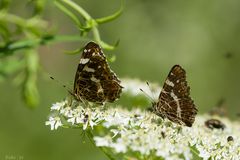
[151,101,165,118]
[151,101,157,112]
[146,101,156,113]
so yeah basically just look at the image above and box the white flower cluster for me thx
[121,78,161,98]
[191,115,240,160]
[46,100,240,160]
[45,100,103,130]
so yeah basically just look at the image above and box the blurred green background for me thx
[1,0,240,159]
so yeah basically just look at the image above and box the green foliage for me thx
[190,144,202,160]
[54,0,123,50]
[0,0,123,108]
[22,50,39,107]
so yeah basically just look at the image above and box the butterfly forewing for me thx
[155,65,197,127]
[73,42,122,103]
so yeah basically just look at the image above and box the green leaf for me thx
[64,48,81,55]
[107,55,116,63]
[96,0,124,24]
[0,57,24,77]
[56,0,91,20]
[23,76,39,108]
[100,39,120,51]
[28,0,46,16]
[0,40,36,56]
[0,35,88,56]
[0,0,10,11]
[0,23,10,40]
[54,0,82,27]
[22,50,39,108]
[189,144,202,160]
[47,34,88,43]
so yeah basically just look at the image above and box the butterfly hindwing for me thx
[155,65,197,127]
[73,42,122,103]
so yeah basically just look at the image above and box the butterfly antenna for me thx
[139,88,155,102]
[146,81,157,100]
[50,76,72,92]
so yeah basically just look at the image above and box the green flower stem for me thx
[86,130,116,160]
[54,0,123,50]
[96,0,124,24]
[0,12,47,29]
[0,12,25,26]
[54,0,82,27]
[92,26,101,43]
[0,35,90,55]
[55,0,102,44]
[57,0,91,20]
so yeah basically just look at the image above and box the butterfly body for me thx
[153,65,197,127]
[73,42,122,104]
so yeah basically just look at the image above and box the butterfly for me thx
[152,65,198,127]
[72,42,123,104]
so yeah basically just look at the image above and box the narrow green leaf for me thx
[28,0,46,16]
[56,0,91,20]
[96,0,124,24]
[100,39,120,51]
[0,0,10,11]
[23,77,39,108]
[0,40,36,56]
[189,144,202,160]
[0,23,10,40]
[0,35,89,56]
[22,50,39,108]
[0,57,24,76]
[64,48,81,55]
[107,55,116,63]
[54,0,82,27]
[48,34,88,43]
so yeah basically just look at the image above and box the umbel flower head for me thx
[46,79,240,159]
[46,99,240,160]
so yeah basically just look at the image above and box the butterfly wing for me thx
[73,42,122,103]
[155,65,197,127]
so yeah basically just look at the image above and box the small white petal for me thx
[94,136,111,147]
[67,117,76,125]
[89,120,96,129]
[83,122,88,130]
[45,116,62,130]
[55,120,62,129]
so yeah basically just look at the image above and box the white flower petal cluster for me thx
[121,78,161,98]
[45,116,62,130]
[46,100,240,159]
[46,100,103,130]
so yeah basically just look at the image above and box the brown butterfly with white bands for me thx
[72,42,123,104]
[152,65,198,127]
